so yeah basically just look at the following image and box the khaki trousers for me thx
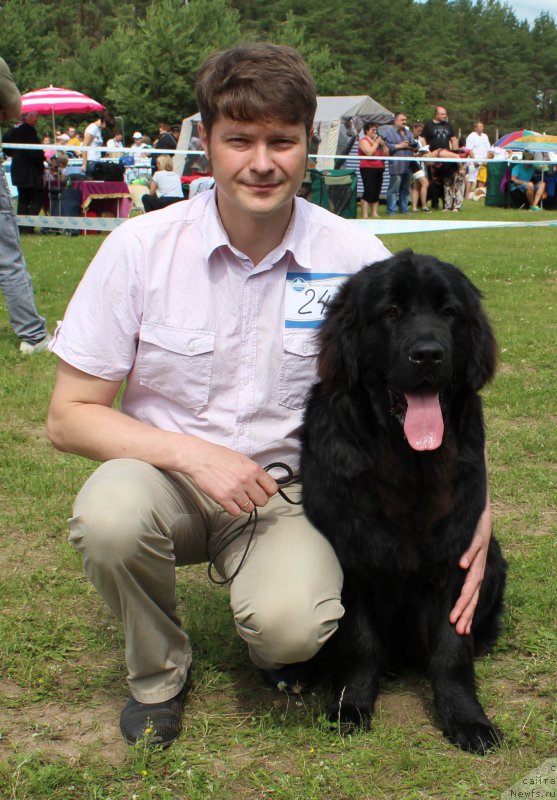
[69,458,344,702]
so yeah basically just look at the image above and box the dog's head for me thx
[317,250,497,450]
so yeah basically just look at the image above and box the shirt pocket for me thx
[137,323,215,409]
[278,332,320,410]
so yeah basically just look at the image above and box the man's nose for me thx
[250,144,273,172]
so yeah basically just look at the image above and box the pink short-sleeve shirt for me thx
[51,192,391,468]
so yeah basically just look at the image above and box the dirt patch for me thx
[0,689,128,765]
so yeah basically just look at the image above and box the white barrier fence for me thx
[3,141,549,165]
[4,142,553,235]
[16,214,557,236]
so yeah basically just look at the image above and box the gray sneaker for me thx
[19,333,53,355]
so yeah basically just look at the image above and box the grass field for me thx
[0,203,555,799]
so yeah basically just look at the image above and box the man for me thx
[3,109,44,232]
[510,151,545,211]
[106,131,124,156]
[0,58,52,353]
[422,106,458,151]
[47,44,492,749]
[151,122,177,173]
[465,121,491,198]
[382,112,414,215]
[130,131,146,152]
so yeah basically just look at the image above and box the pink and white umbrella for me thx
[20,86,105,140]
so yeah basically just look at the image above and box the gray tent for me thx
[173,94,393,175]
[312,95,393,169]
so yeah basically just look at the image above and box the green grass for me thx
[0,204,555,800]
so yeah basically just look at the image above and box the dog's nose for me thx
[409,342,444,366]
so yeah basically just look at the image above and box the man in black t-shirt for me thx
[151,122,177,173]
[422,107,458,151]
[421,107,458,208]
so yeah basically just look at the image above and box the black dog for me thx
[300,250,507,754]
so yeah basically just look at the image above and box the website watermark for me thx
[502,759,557,799]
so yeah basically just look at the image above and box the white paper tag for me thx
[285,272,348,328]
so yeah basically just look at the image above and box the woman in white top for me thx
[81,111,115,176]
[142,155,184,212]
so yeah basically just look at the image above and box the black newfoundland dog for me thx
[300,250,507,754]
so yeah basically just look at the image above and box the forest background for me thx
[1,0,557,142]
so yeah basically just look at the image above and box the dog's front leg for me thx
[326,586,380,732]
[429,619,501,753]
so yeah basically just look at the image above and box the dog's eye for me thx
[384,306,400,319]
[440,306,457,318]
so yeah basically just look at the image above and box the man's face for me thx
[394,114,408,131]
[199,116,309,225]
[68,128,76,137]
[476,122,484,134]
[435,108,448,122]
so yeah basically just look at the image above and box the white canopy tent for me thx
[173,94,393,175]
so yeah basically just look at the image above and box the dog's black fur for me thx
[300,250,507,754]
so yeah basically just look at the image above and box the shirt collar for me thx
[202,192,313,272]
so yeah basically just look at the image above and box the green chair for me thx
[310,168,357,218]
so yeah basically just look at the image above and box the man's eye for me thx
[273,139,296,148]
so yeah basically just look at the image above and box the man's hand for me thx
[184,439,278,517]
[450,501,492,635]
[47,361,278,517]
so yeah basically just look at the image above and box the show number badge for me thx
[285,273,348,328]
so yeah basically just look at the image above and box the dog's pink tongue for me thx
[403,391,444,451]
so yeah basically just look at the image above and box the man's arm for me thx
[47,360,277,515]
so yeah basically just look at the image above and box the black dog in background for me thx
[301,250,507,754]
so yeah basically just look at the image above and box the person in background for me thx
[510,151,545,211]
[42,135,56,160]
[357,121,388,219]
[142,154,184,211]
[382,112,414,215]
[3,110,45,231]
[421,106,458,151]
[465,121,491,199]
[421,107,458,209]
[106,132,124,157]
[0,57,52,353]
[410,121,430,212]
[81,111,115,176]
[151,123,177,173]
[65,127,81,158]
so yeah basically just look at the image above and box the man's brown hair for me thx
[196,43,317,139]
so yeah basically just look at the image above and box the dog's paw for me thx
[446,719,502,754]
[326,700,372,734]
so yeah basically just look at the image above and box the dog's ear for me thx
[317,278,361,392]
[464,284,498,391]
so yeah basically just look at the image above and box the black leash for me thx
[207,462,302,586]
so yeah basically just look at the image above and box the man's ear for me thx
[198,122,208,153]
